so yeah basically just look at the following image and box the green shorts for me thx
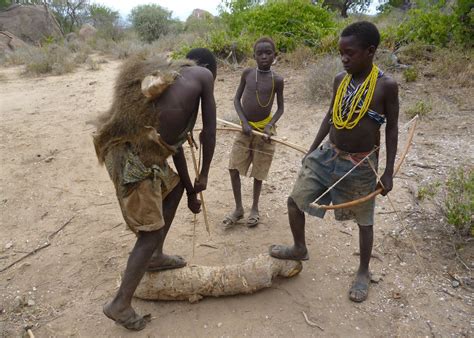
[290,142,378,226]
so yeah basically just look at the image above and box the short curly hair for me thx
[253,37,276,52]
[186,48,217,78]
[341,21,380,49]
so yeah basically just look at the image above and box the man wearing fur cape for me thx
[93,48,217,330]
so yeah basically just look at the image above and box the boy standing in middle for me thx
[223,37,284,229]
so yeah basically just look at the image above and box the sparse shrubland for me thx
[0,0,472,86]
[305,54,342,101]
[444,167,474,237]
[418,167,474,237]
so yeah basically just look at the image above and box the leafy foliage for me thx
[88,3,123,41]
[129,4,179,42]
[224,0,336,52]
[444,167,474,237]
[393,1,473,47]
[405,100,431,118]
[403,67,417,82]
[177,0,337,59]
[48,0,90,34]
[319,0,372,17]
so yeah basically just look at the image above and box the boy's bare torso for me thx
[329,73,396,153]
[240,68,283,122]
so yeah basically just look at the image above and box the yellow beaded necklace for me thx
[332,64,379,130]
[255,68,275,108]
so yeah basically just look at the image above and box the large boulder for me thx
[0,30,28,54]
[189,9,213,20]
[0,4,62,45]
[78,23,97,41]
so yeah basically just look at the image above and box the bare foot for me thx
[103,301,150,331]
[349,270,371,302]
[147,253,186,272]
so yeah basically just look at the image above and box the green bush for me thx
[129,4,180,42]
[417,181,441,201]
[222,0,336,52]
[89,3,124,41]
[403,67,418,82]
[405,100,431,118]
[394,1,473,48]
[176,0,337,60]
[444,167,474,236]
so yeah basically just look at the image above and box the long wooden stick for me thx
[187,134,210,235]
[216,118,307,154]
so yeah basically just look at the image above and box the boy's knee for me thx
[287,197,298,210]
[357,224,373,232]
[137,230,162,249]
[175,181,184,194]
[229,169,239,177]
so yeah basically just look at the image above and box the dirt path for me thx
[0,59,472,337]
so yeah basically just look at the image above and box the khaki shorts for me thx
[228,132,275,181]
[105,147,180,233]
[118,165,180,233]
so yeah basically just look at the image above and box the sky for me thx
[89,0,223,21]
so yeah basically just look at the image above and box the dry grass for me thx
[430,49,473,87]
[285,45,315,68]
[23,44,77,76]
[305,54,342,102]
[85,56,101,71]
[396,42,473,87]
[396,42,436,65]
[150,32,199,53]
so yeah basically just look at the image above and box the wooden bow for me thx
[311,115,419,210]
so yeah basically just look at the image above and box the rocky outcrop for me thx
[0,4,62,45]
[78,23,97,41]
[189,8,213,20]
[0,30,28,54]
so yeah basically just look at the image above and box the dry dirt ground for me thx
[0,57,473,337]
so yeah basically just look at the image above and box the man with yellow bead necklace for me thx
[223,37,285,229]
[270,22,399,303]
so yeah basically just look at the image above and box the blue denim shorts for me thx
[290,142,378,226]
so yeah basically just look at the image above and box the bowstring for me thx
[312,116,418,206]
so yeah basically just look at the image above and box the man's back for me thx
[156,66,215,146]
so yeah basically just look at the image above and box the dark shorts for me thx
[290,142,378,226]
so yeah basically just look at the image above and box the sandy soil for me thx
[0,57,472,337]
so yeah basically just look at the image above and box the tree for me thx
[129,4,176,42]
[219,0,264,14]
[88,3,118,28]
[88,3,123,40]
[377,0,412,12]
[47,0,90,33]
[313,0,372,17]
